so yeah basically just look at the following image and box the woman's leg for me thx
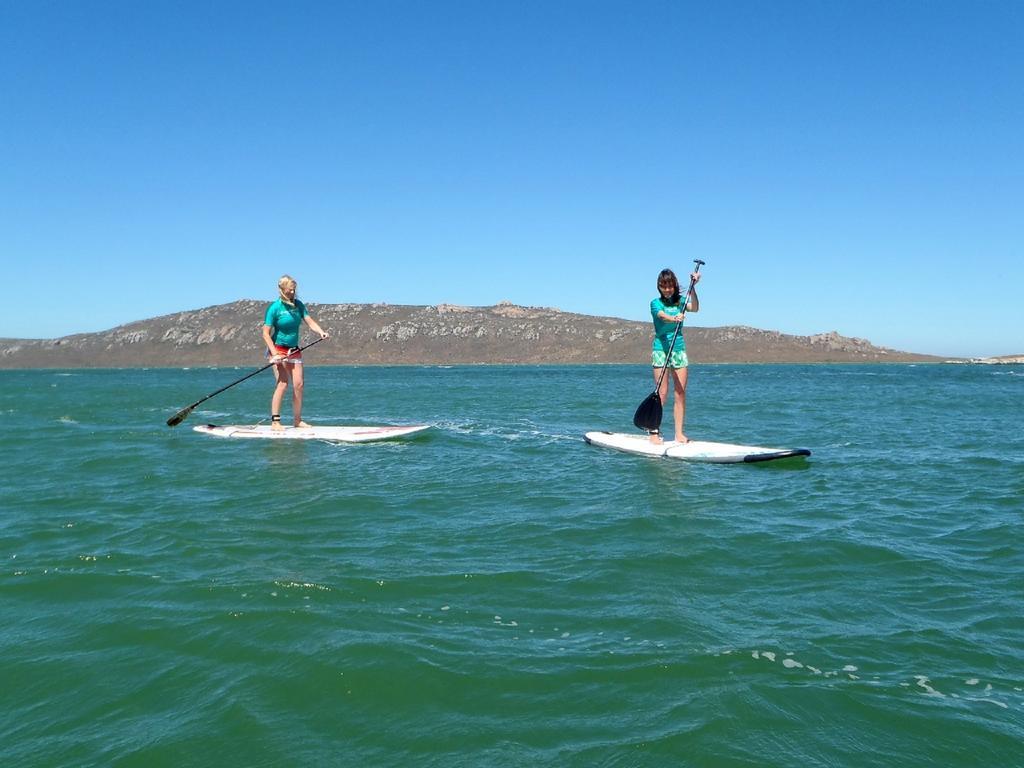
[671,367,689,443]
[271,363,291,430]
[291,363,308,427]
[649,367,671,443]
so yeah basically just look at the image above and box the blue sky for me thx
[2,0,1020,357]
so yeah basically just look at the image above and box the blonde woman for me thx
[262,275,329,430]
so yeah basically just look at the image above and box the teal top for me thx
[650,297,685,353]
[264,299,308,349]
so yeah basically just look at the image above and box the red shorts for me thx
[268,344,302,364]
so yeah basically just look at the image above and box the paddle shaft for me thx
[652,259,704,395]
[166,337,324,427]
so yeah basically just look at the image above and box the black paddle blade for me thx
[166,406,192,427]
[633,392,663,432]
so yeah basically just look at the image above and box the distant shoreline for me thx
[0,299,965,369]
[2,361,975,374]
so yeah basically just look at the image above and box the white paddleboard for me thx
[584,431,810,464]
[194,424,431,443]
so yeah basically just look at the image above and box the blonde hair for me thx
[277,275,297,305]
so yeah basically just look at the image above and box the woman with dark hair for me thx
[649,267,701,443]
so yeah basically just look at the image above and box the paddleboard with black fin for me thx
[584,431,810,464]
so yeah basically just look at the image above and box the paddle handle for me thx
[653,259,704,394]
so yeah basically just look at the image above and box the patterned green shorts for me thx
[652,348,688,368]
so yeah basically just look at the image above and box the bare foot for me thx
[271,421,285,431]
[649,433,664,445]
[675,434,690,444]
[295,421,311,428]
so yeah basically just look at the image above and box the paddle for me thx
[633,259,705,433]
[166,337,325,427]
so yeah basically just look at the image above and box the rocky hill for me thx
[0,300,947,368]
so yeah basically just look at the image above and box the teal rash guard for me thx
[264,299,308,349]
[650,297,686,353]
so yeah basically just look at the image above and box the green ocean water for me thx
[1,363,1022,767]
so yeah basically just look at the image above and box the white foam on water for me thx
[275,581,331,591]
[914,676,945,697]
[735,648,1018,712]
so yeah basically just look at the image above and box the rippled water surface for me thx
[1,364,1022,766]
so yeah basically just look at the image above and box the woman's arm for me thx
[685,272,701,312]
[262,325,282,359]
[304,315,329,338]
[686,287,699,313]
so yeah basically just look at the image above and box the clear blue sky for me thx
[2,0,1021,357]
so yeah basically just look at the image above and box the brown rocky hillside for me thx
[0,300,947,368]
